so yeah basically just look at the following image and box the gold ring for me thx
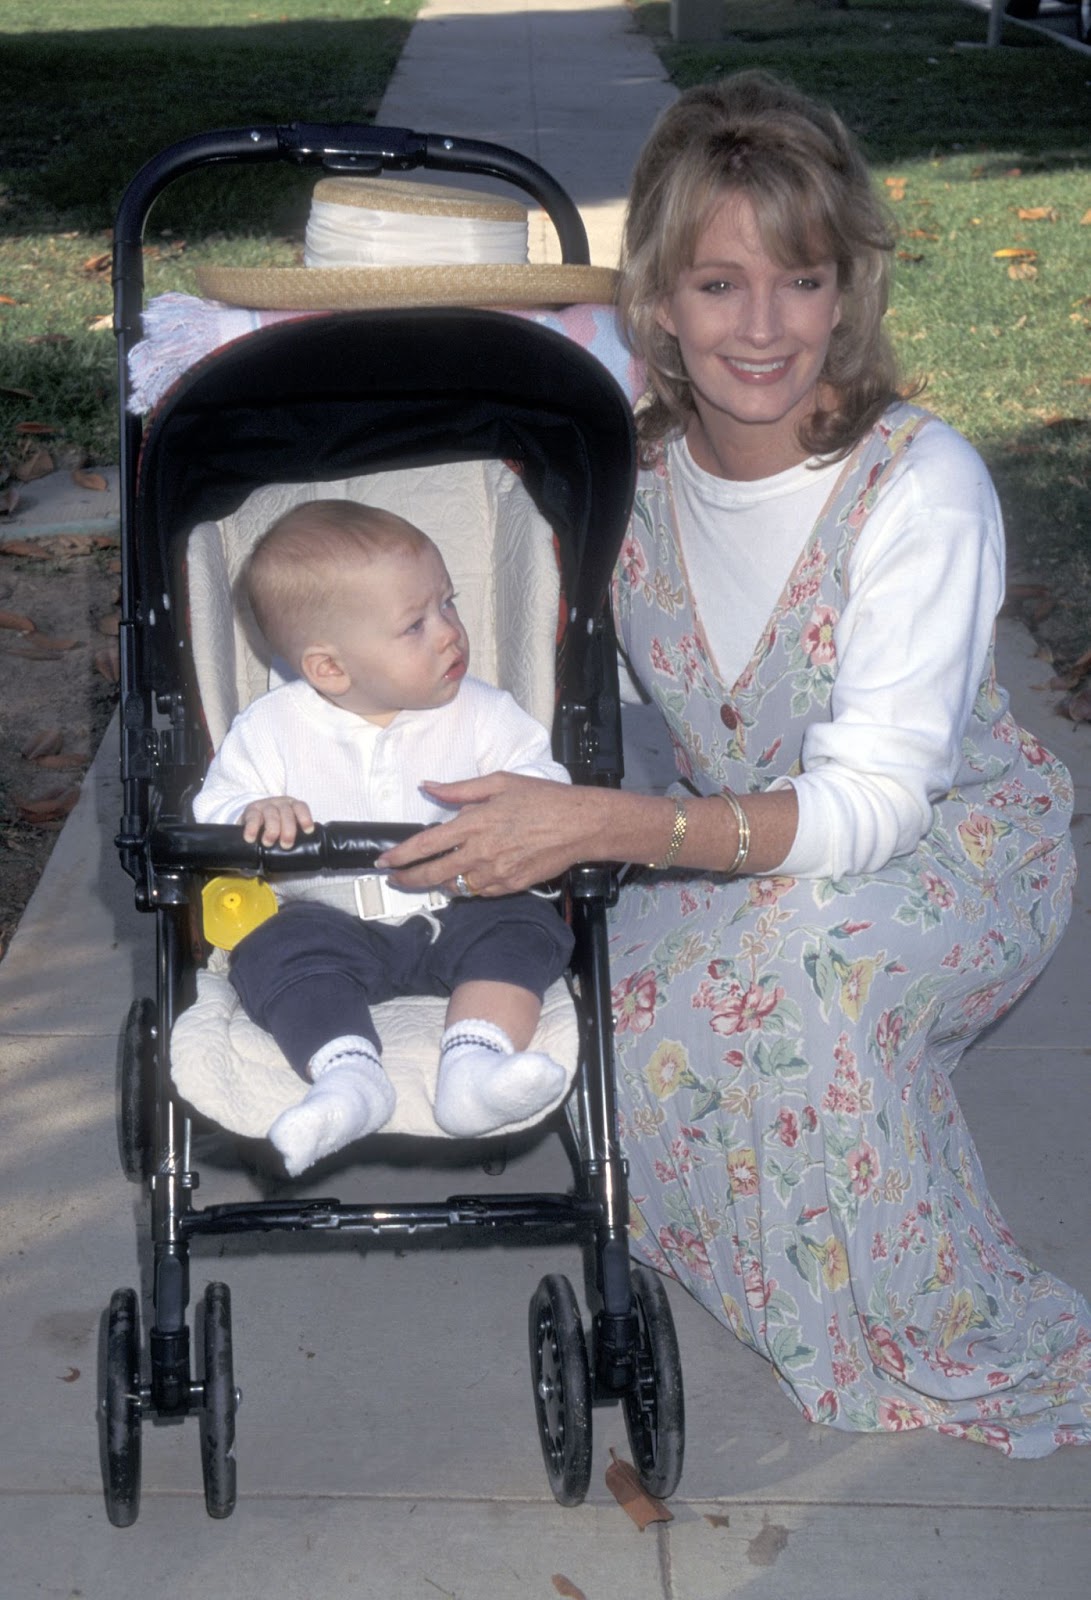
[454,871,475,898]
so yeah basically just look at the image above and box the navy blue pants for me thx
[229,894,574,1077]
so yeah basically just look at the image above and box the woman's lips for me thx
[722,354,792,382]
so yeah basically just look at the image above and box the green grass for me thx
[630,0,1091,664]
[0,1,419,463]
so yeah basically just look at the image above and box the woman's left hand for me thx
[375,771,606,897]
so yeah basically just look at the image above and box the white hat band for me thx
[304,198,530,269]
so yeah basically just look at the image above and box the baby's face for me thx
[323,541,469,724]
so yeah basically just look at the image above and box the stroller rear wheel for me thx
[119,997,158,1180]
[529,1274,592,1507]
[200,1282,238,1519]
[621,1265,685,1499]
[102,1287,143,1527]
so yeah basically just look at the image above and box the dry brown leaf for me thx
[36,751,89,770]
[2,639,68,660]
[0,532,116,560]
[705,1512,731,1528]
[96,612,120,636]
[0,293,18,305]
[31,633,79,652]
[897,251,924,264]
[71,468,108,492]
[605,1449,673,1529]
[551,1579,588,1600]
[1081,209,1091,225]
[15,785,80,823]
[81,251,111,274]
[1008,262,1038,281]
[15,420,57,435]
[994,248,1038,261]
[1060,687,1091,724]
[0,609,35,634]
[21,727,63,760]
[904,228,939,241]
[59,1367,81,1383]
[13,448,54,482]
[1017,207,1058,222]
[87,313,113,333]
[94,646,120,682]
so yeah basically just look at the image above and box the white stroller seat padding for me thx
[174,458,577,1144]
[170,970,579,1141]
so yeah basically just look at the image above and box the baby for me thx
[193,499,574,1175]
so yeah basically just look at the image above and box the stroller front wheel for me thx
[621,1265,685,1499]
[529,1274,592,1507]
[102,1287,143,1527]
[200,1282,238,1518]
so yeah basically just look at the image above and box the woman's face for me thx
[656,189,843,477]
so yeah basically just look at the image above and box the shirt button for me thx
[720,704,739,730]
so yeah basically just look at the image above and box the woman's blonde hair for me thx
[619,70,905,458]
[244,500,430,665]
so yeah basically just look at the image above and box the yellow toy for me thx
[201,876,278,951]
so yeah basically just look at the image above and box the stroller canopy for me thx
[134,308,638,697]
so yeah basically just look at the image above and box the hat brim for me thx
[194,262,619,312]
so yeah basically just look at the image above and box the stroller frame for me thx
[104,123,684,1525]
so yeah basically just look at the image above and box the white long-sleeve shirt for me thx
[193,674,569,916]
[631,422,1006,880]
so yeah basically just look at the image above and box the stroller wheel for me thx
[119,997,158,1180]
[102,1287,143,1527]
[621,1265,685,1499]
[528,1274,592,1507]
[200,1282,238,1519]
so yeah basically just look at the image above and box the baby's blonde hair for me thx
[244,500,431,665]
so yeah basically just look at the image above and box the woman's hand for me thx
[376,772,606,897]
[240,795,315,849]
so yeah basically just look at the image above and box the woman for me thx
[381,72,1090,1456]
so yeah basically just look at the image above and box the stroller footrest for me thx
[182,1193,599,1238]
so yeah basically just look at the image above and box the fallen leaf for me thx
[15,420,57,435]
[1081,209,1091,225]
[71,468,108,492]
[1042,415,1089,432]
[87,313,113,333]
[1017,206,1058,222]
[13,448,54,482]
[0,609,35,634]
[81,251,111,274]
[36,751,89,769]
[1060,687,1091,724]
[2,639,69,660]
[705,1513,731,1528]
[94,646,120,681]
[897,251,924,264]
[994,248,1038,261]
[1008,262,1038,281]
[14,785,80,823]
[605,1449,673,1529]
[21,728,63,760]
[904,228,939,241]
[0,532,117,559]
[59,1367,80,1383]
[30,633,79,652]
[551,1578,588,1600]
[0,293,18,305]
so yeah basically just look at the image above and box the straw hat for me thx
[194,176,618,311]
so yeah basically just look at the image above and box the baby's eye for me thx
[441,592,459,613]
[404,618,425,635]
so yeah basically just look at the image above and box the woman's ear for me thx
[300,644,350,698]
[654,297,677,338]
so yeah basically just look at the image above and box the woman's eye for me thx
[699,279,732,295]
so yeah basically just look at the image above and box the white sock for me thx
[268,1035,395,1177]
[433,1018,567,1138]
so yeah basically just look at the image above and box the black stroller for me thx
[103,122,685,1526]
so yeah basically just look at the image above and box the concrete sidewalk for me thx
[2,3,1090,1596]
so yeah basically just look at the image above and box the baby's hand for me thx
[241,797,315,849]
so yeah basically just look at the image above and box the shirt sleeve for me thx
[468,683,572,786]
[191,698,288,824]
[774,423,1005,879]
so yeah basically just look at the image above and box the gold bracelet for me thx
[719,789,751,877]
[648,798,688,870]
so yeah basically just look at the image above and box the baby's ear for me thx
[300,644,350,697]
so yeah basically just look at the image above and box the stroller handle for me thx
[142,819,437,877]
[112,122,591,337]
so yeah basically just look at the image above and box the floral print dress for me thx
[608,402,1090,1456]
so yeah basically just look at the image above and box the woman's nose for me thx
[737,288,780,345]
